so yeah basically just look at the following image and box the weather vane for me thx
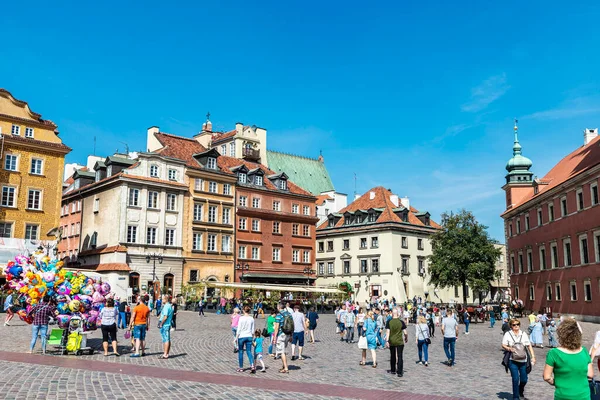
[206,112,211,121]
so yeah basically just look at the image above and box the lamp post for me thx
[236,263,249,282]
[303,267,315,286]
[146,253,163,300]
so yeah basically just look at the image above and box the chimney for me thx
[147,126,161,152]
[584,128,598,146]
[235,122,243,134]
[400,196,410,209]
[390,195,399,207]
[369,191,375,200]
[202,120,212,133]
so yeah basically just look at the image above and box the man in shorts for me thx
[291,304,306,360]
[337,304,347,341]
[272,302,292,373]
[157,295,174,359]
[129,295,150,358]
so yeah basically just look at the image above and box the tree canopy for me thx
[427,209,501,304]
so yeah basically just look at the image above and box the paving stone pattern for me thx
[1,312,598,399]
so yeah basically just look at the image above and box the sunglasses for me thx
[511,324,520,327]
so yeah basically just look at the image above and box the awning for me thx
[203,281,343,294]
[244,273,313,280]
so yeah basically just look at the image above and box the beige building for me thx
[490,243,510,302]
[316,187,456,304]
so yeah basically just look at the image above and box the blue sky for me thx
[2,2,600,242]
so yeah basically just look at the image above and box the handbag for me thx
[509,332,527,361]
[124,330,131,340]
[262,327,269,338]
[590,378,600,400]
[357,335,368,350]
[418,324,432,345]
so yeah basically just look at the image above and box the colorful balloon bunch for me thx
[3,253,112,331]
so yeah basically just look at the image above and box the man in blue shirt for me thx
[273,302,292,373]
[157,295,174,359]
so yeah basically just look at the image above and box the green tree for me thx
[427,210,501,305]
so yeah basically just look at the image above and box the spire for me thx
[202,111,213,132]
[505,118,533,184]
[513,118,522,155]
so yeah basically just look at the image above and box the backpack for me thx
[66,332,82,352]
[281,313,294,335]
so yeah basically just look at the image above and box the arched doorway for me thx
[129,272,140,294]
[163,273,174,295]
[207,276,218,298]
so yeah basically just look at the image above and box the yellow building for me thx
[0,89,70,241]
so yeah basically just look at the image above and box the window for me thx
[318,262,325,275]
[548,203,554,221]
[208,181,217,193]
[527,250,532,272]
[514,286,520,300]
[207,234,217,252]
[371,259,379,273]
[592,183,599,206]
[255,176,263,186]
[273,201,281,211]
[76,222,80,235]
[518,253,523,273]
[239,245,247,259]
[303,205,310,215]
[303,225,309,236]
[516,219,521,234]
[272,248,281,262]
[189,270,198,282]
[551,243,558,268]
[166,193,177,211]
[525,215,530,230]
[539,247,547,270]
[25,127,34,138]
[238,173,247,184]
[418,238,423,250]
[4,154,17,171]
[318,242,324,252]
[148,191,158,208]
[595,232,600,264]
[292,204,299,214]
[239,218,247,230]
[570,281,577,301]
[546,284,552,301]
[220,145,226,156]
[208,206,217,223]
[455,286,460,298]
[292,224,299,235]
[537,208,543,226]
[402,257,409,274]
[251,219,260,231]
[279,180,287,190]
[24,224,38,240]
[371,237,379,248]
[360,259,368,273]
[555,283,562,301]
[70,224,74,236]
[561,197,567,217]
[584,280,592,301]
[149,165,159,178]
[529,285,535,301]
[127,226,137,243]
[328,262,334,275]
[168,169,177,181]
[165,229,175,246]
[251,247,259,260]
[223,184,231,195]
[195,179,204,191]
[192,233,202,251]
[222,207,231,224]
[343,260,350,274]
[206,157,216,169]
[580,235,589,264]
[71,202,76,213]
[239,196,247,207]
[146,227,157,244]
[30,158,43,175]
[401,237,408,248]
[563,239,572,266]
[360,238,367,249]
[221,235,231,252]
[292,249,300,263]
[343,239,349,250]
[229,142,235,156]
[510,255,515,274]
[94,198,99,213]
[368,213,377,223]
[509,223,513,236]
[273,221,280,234]
[11,125,20,135]
[193,204,203,221]
[327,241,334,251]
[252,198,260,208]
[77,200,81,212]
[128,188,140,206]
[26,189,41,210]
[577,189,584,211]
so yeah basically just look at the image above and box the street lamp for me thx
[303,267,315,286]
[236,263,249,281]
[145,253,163,283]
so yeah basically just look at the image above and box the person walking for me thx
[416,315,430,366]
[489,306,496,328]
[426,310,435,338]
[157,294,174,359]
[344,307,355,343]
[356,307,365,337]
[4,291,16,326]
[99,298,119,356]
[235,306,255,373]
[170,297,178,331]
[589,329,600,374]
[253,329,266,372]
[548,321,558,348]
[306,307,319,344]
[360,311,378,368]
[336,304,347,341]
[252,301,259,319]
[198,297,205,316]
[129,295,150,358]
[291,305,306,360]
[155,297,162,317]
[28,295,56,354]
[375,308,385,349]
[385,309,407,377]
[272,302,292,374]
[117,298,128,329]
[267,310,277,356]
[463,308,471,335]
[502,318,535,400]
[441,309,458,367]
[543,319,593,400]
[530,316,544,348]
[231,308,241,352]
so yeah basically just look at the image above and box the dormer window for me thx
[168,169,177,181]
[150,165,159,178]
[207,157,217,169]
[238,173,247,184]
[279,180,287,190]
[95,170,101,181]
[328,218,335,227]
[368,213,377,223]
[255,176,263,186]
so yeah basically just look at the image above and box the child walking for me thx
[253,330,266,372]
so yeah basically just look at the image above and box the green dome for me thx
[505,124,532,171]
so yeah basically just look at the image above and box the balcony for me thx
[242,148,260,161]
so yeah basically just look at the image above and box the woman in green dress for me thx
[543,319,594,400]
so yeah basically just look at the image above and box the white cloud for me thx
[522,95,600,121]
[461,73,510,113]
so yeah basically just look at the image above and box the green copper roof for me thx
[266,150,334,195]
[505,122,532,172]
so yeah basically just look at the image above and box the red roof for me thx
[154,132,208,167]
[95,263,130,272]
[210,129,237,144]
[79,245,128,257]
[318,186,440,230]
[316,194,333,206]
[504,135,600,214]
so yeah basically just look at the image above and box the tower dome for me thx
[505,120,533,184]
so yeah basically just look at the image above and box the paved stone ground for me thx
[1,311,598,399]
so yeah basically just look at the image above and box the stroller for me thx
[55,316,94,355]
